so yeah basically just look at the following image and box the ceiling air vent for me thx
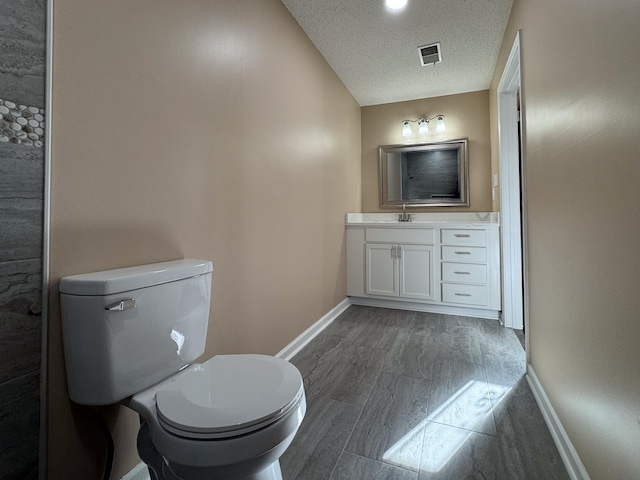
[418,42,442,66]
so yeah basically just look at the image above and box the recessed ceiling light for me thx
[386,0,408,11]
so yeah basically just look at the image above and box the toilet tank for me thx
[59,259,213,406]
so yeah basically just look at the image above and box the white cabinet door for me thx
[399,245,434,301]
[365,244,398,297]
[365,243,434,300]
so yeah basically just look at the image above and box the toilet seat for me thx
[154,354,304,440]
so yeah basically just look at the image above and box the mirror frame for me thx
[379,138,469,208]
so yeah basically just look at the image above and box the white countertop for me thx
[345,212,499,226]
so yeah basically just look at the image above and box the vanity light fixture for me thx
[418,118,429,135]
[401,114,446,137]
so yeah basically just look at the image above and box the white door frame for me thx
[497,32,526,331]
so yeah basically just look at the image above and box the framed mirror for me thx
[379,138,469,207]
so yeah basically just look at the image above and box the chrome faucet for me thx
[398,203,412,222]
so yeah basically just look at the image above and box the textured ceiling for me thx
[281,0,513,106]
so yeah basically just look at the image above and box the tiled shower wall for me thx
[0,0,46,478]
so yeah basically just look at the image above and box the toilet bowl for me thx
[129,354,306,480]
[59,260,305,480]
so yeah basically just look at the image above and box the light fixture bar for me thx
[400,114,445,137]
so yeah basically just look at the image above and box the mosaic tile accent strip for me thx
[0,98,44,147]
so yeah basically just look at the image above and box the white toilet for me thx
[59,259,306,480]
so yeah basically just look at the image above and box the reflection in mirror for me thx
[379,139,469,207]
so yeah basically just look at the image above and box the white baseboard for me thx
[121,462,149,480]
[275,298,351,360]
[526,365,591,480]
[349,296,501,320]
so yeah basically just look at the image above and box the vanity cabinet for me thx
[346,217,501,316]
[364,227,435,301]
[366,243,435,300]
[440,228,499,309]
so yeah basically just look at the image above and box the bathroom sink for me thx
[345,212,499,226]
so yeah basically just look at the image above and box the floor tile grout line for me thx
[480,354,508,427]
[350,347,433,475]
[324,303,384,473]
[473,323,484,366]
[326,450,344,480]
[413,368,432,480]
[0,369,41,388]
[289,305,568,479]
[345,451,421,478]
[324,397,367,409]
[422,418,499,438]
[334,365,385,473]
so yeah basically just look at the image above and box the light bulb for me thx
[402,121,412,137]
[435,116,446,132]
[386,0,408,10]
[418,119,429,135]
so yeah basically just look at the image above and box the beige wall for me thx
[361,91,492,213]
[48,0,360,478]
[490,0,640,478]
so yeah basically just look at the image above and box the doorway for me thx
[497,32,527,349]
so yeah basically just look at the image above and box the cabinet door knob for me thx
[454,251,471,255]
[454,271,471,275]
[396,246,402,258]
[454,293,472,297]
[454,234,471,238]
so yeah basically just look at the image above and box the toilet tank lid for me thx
[59,259,213,296]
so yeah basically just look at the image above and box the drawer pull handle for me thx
[454,251,471,255]
[455,293,472,297]
[454,234,471,238]
[454,271,471,275]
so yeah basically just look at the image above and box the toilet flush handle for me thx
[105,298,136,311]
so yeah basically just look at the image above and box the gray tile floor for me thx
[280,306,569,480]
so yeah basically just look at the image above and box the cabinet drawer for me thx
[441,229,486,245]
[442,283,488,306]
[442,262,487,284]
[441,246,487,263]
[366,228,435,244]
